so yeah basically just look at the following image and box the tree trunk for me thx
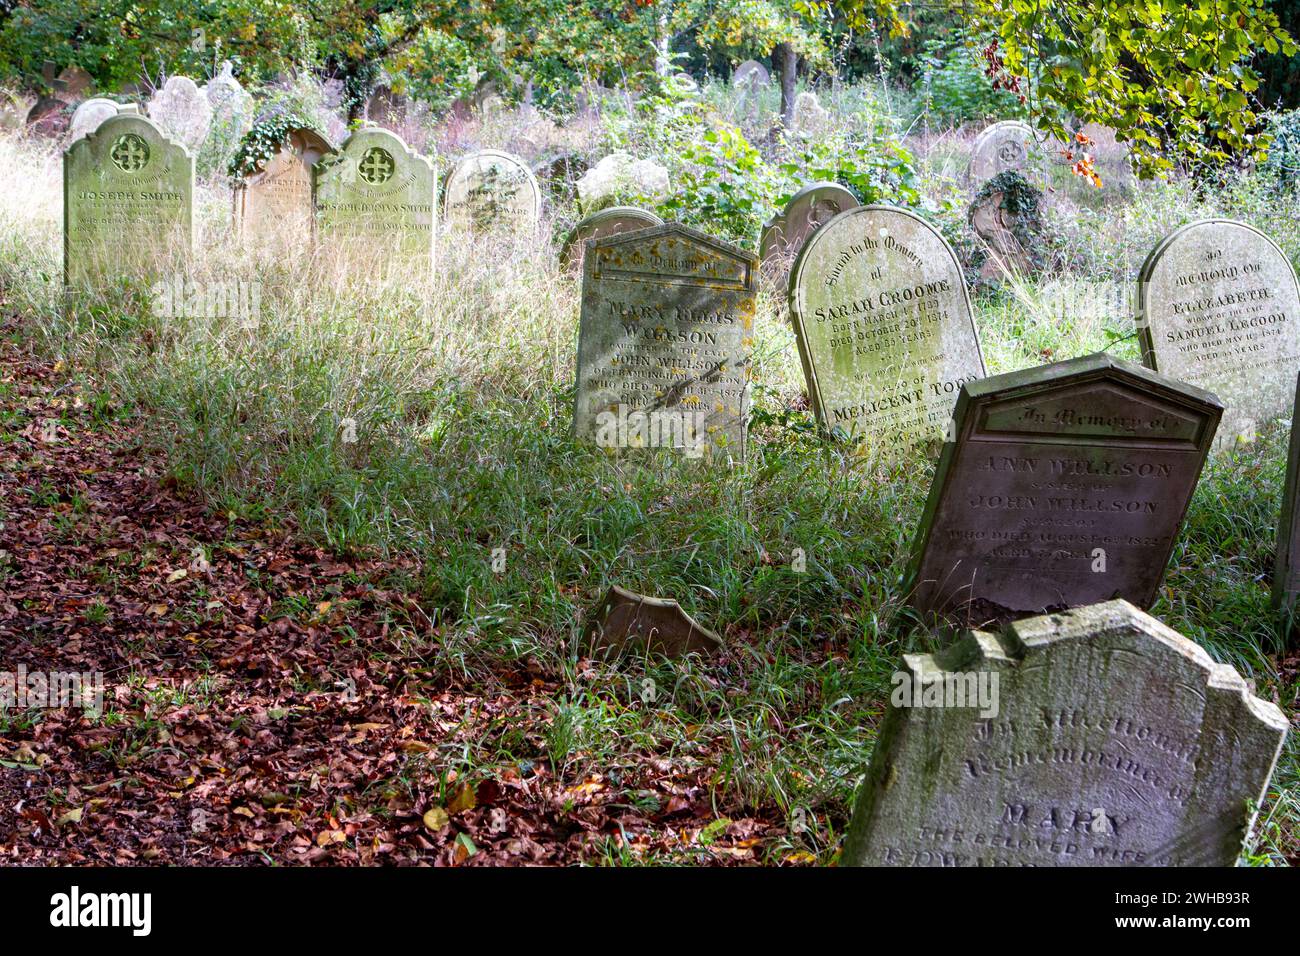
[775,43,797,128]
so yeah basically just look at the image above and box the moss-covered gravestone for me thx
[64,109,193,288]
[1138,219,1300,446]
[574,223,756,462]
[759,182,858,288]
[560,206,663,272]
[907,353,1221,621]
[788,205,985,451]
[443,149,542,232]
[967,171,1049,284]
[234,126,334,239]
[313,126,435,261]
[843,600,1288,866]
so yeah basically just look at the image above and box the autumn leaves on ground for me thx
[0,328,788,865]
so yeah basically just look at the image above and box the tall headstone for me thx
[968,120,1039,187]
[843,600,1288,867]
[788,204,985,450]
[66,97,120,144]
[760,182,859,287]
[64,110,194,287]
[313,126,435,261]
[443,149,542,232]
[146,75,212,154]
[574,223,756,461]
[1137,219,1300,446]
[1272,371,1300,642]
[203,61,252,135]
[233,127,335,238]
[907,352,1222,620]
[560,207,663,272]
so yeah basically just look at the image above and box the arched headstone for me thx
[444,149,542,232]
[234,127,335,239]
[760,182,859,286]
[146,76,212,154]
[968,120,1039,186]
[788,205,985,451]
[313,126,436,262]
[1137,219,1300,445]
[67,97,120,144]
[560,207,663,271]
[63,110,193,287]
[733,61,770,90]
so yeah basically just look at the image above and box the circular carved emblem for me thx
[358,147,395,185]
[111,134,150,172]
[996,139,1027,169]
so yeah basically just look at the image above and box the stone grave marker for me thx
[584,585,722,658]
[733,60,770,90]
[146,75,212,154]
[967,170,1049,284]
[560,206,663,272]
[1137,219,1300,446]
[968,120,1040,187]
[313,126,435,261]
[443,149,542,232]
[234,126,335,238]
[1272,371,1300,643]
[907,352,1222,621]
[788,204,985,450]
[760,181,859,287]
[842,599,1288,867]
[574,222,757,462]
[66,97,120,143]
[64,110,194,287]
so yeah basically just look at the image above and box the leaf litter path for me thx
[0,329,781,865]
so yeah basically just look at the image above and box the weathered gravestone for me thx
[64,110,194,287]
[66,97,120,144]
[967,170,1049,284]
[313,126,435,261]
[842,599,1288,866]
[233,127,335,238]
[146,75,212,154]
[907,352,1222,621]
[1137,219,1300,446]
[560,207,663,272]
[788,205,985,450]
[791,91,830,134]
[443,149,542,232]
[574,223,756,461]
[584,585,722,658]
[759,182,859,287]
[968,120,1040,187]
[733,60,770,90]
[1272,371,1300,644]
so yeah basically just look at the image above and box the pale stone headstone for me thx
[907,352,1222,621]
[202,61,253,138]
[64,110,194,287]
[574,223,756,462]
[733,60,770,90]
[313,126,435,261]
[1272,371,1300,643]
[66,97,120,144]
[233,127,335,239]
[584,585,722,658]
[788,204,985,450]
[843,599,1288,867]
[791,91,829,134]
[759,182,859,287]
[146,76,212,154]
[968,120,1039,187]
[443,149,542,232]
[1137,219,1300,447]
[560,207,664,271]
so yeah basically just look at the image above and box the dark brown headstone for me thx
[584,585,722,658]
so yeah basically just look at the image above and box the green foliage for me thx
[1261,109,1300,189]
[227,112,320,178]
[780,135,922,210]
[658,124,774,245]
[913,35,1028,127]
[391,30,476,115]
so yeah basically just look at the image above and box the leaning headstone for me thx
[233,126,335,239]
[66,97,120,144]
[967,170,1049,284]
[584,585,722,658]
[733,60,770,90]
[1272,371,1300,643]
[443,149,542,232]
[788,204,985,450]
[968,120,1039,187]
[843,599,1288,866]
[146,75,212,154]
[64,110,194,288]
[574,222,757,461]
[560,207,664,272]
[907,352,1222,621]
[1137,219,1300,446]
[759,182,859,287]
[313,126,436,261]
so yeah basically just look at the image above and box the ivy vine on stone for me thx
[227,113,326,179]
